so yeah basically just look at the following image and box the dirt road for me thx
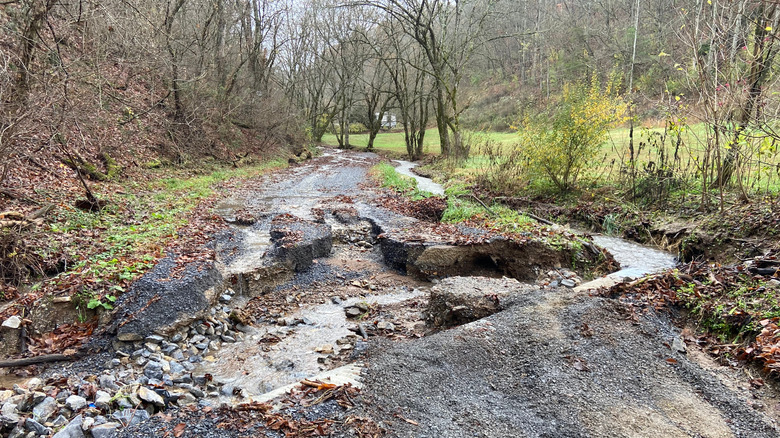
[106,149,780,437]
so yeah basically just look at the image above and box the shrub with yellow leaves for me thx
[519,75,628,192]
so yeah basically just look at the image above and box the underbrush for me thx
[606,256,780,373]
[3,159,287,319]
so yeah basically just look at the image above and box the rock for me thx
[219,294,232,303]
[376,321,395,331]
[672,337,687,354]
[113,408,150,427]
[98,375,118,391]
[95,391,111,410]
[25,418,49,435]
[2,316,21,329]
[315,344,334,354]
[189,388,205,398]
[345,307,362,318]
[51,415,68,427]
[32,396,58,422]
[169,361,185,375]
[65,395,87,412]
[0,390,12,404]
[137,387,165,407]
[0,412,19,427]
[143,362,164,380]
[53,414,84,438]
[7,425,25,438]
[427,276,531,327]
[25,378,43,391]
[81,416,95,431]
[117,333,143,342]
[90,423,120,438]
[145,334,164,343]
[560,279,576,288]
[220,335,236,343]
[176,392,197,405]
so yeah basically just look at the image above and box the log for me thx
[0,353,79,368]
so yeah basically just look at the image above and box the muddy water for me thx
[394,160,445,196]
[195,288,423,402]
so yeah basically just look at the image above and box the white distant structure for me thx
[375,112,397,129]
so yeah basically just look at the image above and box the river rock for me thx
[427,276,532,327]
[561,279,576,288]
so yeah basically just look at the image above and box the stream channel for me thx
[198,157,677,405]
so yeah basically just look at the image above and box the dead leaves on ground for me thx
[211,381,362,437]
[604,253,780,374]
[28,319,96,355]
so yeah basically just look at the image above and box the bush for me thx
[519,76,628,192]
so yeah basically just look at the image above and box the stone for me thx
[427,276,531,327]
[137,387,165,407]
[90,423,120,438]
[189,388,205,398]
[169,361,185,376]
[32,397,57,422]
[560,279,576,288]
[2,316,22,329]
[314,344,334,354]
[0,412,19,427]
[7,425,25,438]
[98,375,118,391]
[176,392,197,405]
[220,335,236,343]
[145,335,164,344]
[65,395,87,412]
[51,415,68,427]
[25,418,49,435]
[143,362,163,380]
[672,337,687,354]
[0,390,12,404]
[52,415,84,438]
[95,391,111,410]
[113,409,150,427]
[117,333,143,342]
[25,378,43,391]
[376,321,395,331]
[81,416,95,431]
[345,307,362,318]
[219,294,232,303]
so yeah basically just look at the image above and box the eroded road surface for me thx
[105,149,778,437]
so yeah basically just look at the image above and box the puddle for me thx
[195,288,424,403]
[394,160,445,196]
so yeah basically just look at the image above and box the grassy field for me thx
[321,124,709,160]
[323,124,780,193]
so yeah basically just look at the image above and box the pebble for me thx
[561,279,576,288]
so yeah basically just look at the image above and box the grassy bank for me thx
[5,159,287,318]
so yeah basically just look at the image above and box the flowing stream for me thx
[395,160,677,279]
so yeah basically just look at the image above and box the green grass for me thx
[44,159,287,302]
